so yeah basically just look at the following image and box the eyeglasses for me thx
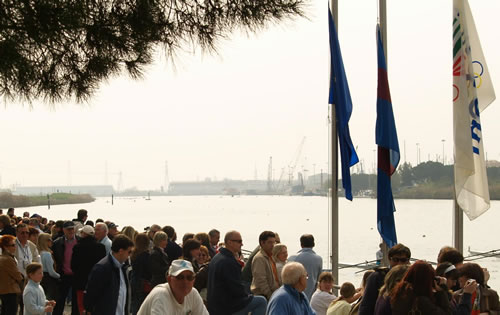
[230,239,243,244]
[175,274,195,281]
[391,257,409,263]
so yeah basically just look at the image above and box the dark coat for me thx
[70,236,106,290]
[207,247,253,315]
[194,263,209,294]
[0,225,16,236]
[241,245,260,283]
[150,246,170,287]
[165,240,182,261]
[52,235,80,275]
[453,286,500,313]
[391,288,451,315]
[84,253,129,315]
[130,251,152,291]
[359,267,389,315]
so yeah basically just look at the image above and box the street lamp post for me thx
[416,143,420,165]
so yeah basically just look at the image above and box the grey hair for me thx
[282,262,306,285]
[95,222,108,233]
[153,231,168,247]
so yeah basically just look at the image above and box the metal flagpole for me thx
[329,0,339,288]
[453,190,464,254]
[378,0,391,267]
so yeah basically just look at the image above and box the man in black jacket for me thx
[359,243,411,315]
[207,230,267,315]
[52,221,80,315]
[71,225,106,314]
[84,234,134,315]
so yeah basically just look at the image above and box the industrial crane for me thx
[274,137,306,192]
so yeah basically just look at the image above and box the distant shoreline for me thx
[0,192,95,209]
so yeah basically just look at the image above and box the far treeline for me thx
[337,161,500,200]
[0,193,95,209]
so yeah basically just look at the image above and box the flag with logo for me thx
[376,25,400,248]
[453,0,495,220]
[328,8,359,201]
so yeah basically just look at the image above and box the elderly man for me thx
[207,230,267,315]
[251,231,279,300]
[138,260,208,314]
[266,262,315,315]
[288,234,322,300]
[84,235,135,315]
[15,223,40,276]
[94,222,112,254]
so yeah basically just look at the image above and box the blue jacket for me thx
[267,285,316,315]
[84,253,129,315]
[207,247,253,314]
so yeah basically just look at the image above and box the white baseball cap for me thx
[168,259,194,276]
[79,225,95,236]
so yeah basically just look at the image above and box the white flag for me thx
[453,0,495,220]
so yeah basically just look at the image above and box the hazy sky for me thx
[1,0,500,190]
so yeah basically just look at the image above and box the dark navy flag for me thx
[328,9,359,201]
[376,25,400,248]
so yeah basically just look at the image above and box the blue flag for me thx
[328,9,359,201]
[376,25,400,248]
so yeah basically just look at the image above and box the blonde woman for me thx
[37,233,60,300]
[272,244,288,285]
[121,226,138,244]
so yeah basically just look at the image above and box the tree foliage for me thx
[0,0,306,103]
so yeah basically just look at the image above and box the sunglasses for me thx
[391,257,409,263]
[230,239,243,244]
[175,274,195,281]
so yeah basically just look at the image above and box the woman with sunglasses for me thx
[0,235,24,315]
[194,245,211,303]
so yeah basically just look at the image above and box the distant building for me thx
[14,185,114,197]
[168,180,267,195]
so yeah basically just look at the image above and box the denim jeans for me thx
[233,295,267,315]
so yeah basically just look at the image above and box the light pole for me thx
[416,143,420,165]
[441,139,446,165]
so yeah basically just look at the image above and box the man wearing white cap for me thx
[71,225,106,314]
[137,259,208,315]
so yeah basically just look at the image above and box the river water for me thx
[26,196,500,288]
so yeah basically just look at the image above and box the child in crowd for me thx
[23,263,56,315]
[327,282,361,315]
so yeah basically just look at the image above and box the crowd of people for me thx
[1,206,499,315]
